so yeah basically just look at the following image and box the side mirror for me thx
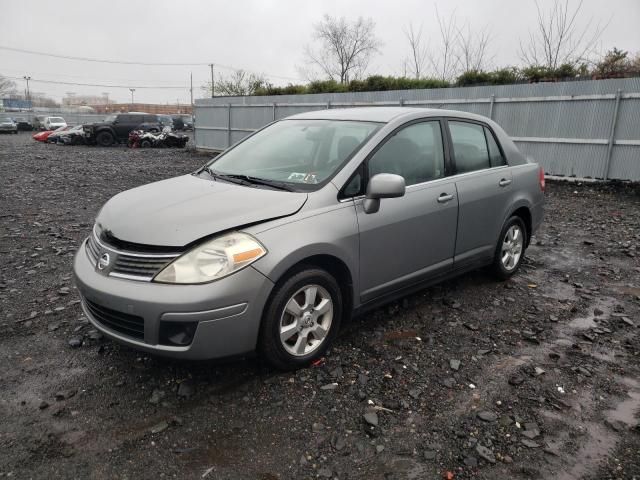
[363,173,406,214]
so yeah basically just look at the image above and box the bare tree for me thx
[427,7,460,82]
[403,23,429,79]
[304,15,381,84]
[519,0,608,68]
[456,23,493,72]
[201,70,266,96]
[0,75,17,97]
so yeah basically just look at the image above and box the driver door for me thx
[355,120,458,303]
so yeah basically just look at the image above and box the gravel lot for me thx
[1,132,639,480]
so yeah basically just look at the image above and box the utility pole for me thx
[209,63,215,98]
[23,76,31,106]
[129,88,135,105]
[190,72,193,108]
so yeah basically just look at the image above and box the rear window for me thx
[449,121,491,174]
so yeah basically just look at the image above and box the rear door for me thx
[446,119,513,267]
[354,119,458,303]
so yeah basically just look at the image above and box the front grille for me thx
[86,234,100,264]
[84,229,180,281]
[112,254,174,279]
[84,299,145,340]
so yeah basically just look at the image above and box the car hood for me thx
[96,174,308,247]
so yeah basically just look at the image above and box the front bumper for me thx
[73,239,274,360]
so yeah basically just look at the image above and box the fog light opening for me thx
[159,321,197,346]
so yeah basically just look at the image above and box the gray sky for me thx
[1,0,638,104]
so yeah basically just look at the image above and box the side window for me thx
[485,127,506,167]
[342,170,363,198]
[449,121,490,174]
[368,121,444,186]
[118,115,132,124]
[145,115,157,123]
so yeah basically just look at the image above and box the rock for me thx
[321,383,338,390]
[503,455,513,463]
[363,412,379,427]
[442,377,456,388]
[409,388,421,399]
[534,367,546,376]
[149,389,165,405]
[477,411,498,422]
[475,444,496,464]
[463,456,478,467]
[620,317,634,327]
[55,392,66,401]
[464,323,479,331]
[177,380,195,398]
[583,239,595,245]
[332,435,346,451]
[509,375,525,386]
[593,307,604,316]
[376,445,385,453]
[150,421,169,434]
[39,401,49,410]
[68,337,82,348]
[318,468,332,478]
[424,450,436,461]
[449,359,461,371]
[312,422,324,433]
[87,330,103,341]
[521,438,540,448]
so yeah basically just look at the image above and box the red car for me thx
[33,126,71,142]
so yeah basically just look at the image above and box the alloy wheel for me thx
[279,284,333,356]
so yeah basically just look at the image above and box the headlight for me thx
[153,232,266,284]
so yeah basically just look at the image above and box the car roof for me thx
[286,106,489,123]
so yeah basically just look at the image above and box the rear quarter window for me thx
[485,127,506,167]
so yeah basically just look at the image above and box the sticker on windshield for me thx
[288,172,319,184]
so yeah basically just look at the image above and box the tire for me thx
[96,131,114,147]
[259,267,343,370]
[140,139,152,148]
[492,215,527,280]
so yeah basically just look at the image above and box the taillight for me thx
[538,167,545,192]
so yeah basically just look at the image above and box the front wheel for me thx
[492,216,527,280]
[259,267,342,370]
[96,131,114,147]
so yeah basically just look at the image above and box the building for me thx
[91,103,192,115]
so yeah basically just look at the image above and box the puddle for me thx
[566,297,616,330]
[606,391,640,426]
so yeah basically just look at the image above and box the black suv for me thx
[84,113,161,146]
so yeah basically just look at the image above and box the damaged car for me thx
[74,107,545,369]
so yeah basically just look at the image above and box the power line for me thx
[0,45,303,82]
[5,75,186,90]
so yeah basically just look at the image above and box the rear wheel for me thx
[140,139,152,148]
[96,131,114,147]
[259,267,342,370]
[492,215,527,280]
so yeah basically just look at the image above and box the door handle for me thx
[437,193,454,203]
[499,178,512,187]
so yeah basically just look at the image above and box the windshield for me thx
[0,116,12,122]
[208,119,381,188]
[49,117,65,123]
[104,114,117,122]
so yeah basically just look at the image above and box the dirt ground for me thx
[1,132,639,480]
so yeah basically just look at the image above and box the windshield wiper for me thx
[207,169,295,191]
